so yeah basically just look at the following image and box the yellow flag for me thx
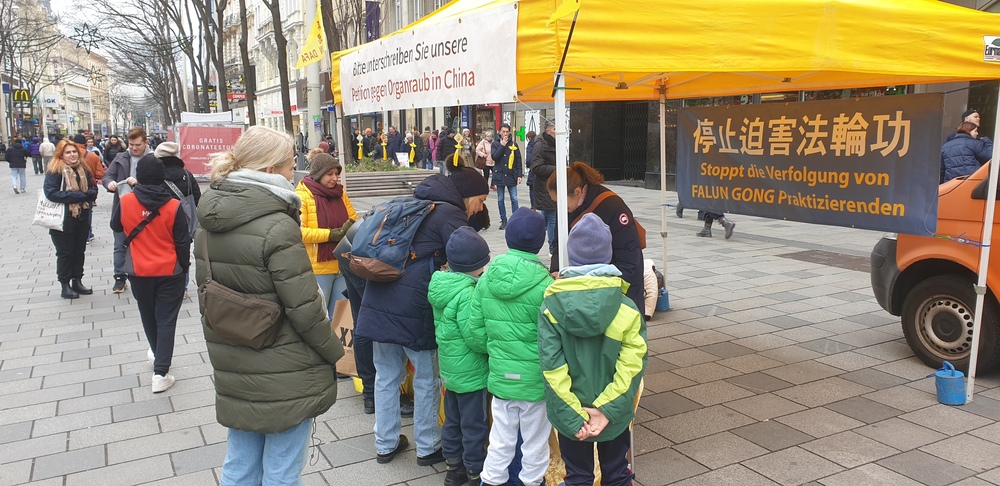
[297,1,326,69]
[546,0,580,28]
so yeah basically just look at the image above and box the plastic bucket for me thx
[655,288,670,312]
[935,361,966,405]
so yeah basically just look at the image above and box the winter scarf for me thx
[62,161,91,218]
[302,175,349,262]
[225,169,301,209]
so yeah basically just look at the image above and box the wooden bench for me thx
[342,169,438,198]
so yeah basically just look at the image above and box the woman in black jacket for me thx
[548,162,645,316]
[6,138,28,194]
[103,136,126,168]
[44,140,99,299]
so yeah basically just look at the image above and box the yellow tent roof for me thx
[331,0,1000,106]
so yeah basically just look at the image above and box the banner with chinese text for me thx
[676,94,942,234]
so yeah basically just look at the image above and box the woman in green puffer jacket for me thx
[195,126,344,485]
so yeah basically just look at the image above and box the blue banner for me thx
[676,93,943,235]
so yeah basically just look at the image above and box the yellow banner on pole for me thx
[297,1,326,69]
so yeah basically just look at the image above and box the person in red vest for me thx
[111,154,191,394]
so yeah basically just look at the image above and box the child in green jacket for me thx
[538,213,647,486]
[469,208,554,486]
[428,226,492,486]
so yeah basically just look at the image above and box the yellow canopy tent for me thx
[333,0,1000,103]
[331,0,1000,397]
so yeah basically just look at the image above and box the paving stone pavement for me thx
[2,173,1000,485]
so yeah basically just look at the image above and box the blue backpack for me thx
[346,197,441,282]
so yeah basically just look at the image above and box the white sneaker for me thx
[147,348,155,365]
[151,374,175,393]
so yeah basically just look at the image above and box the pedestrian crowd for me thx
[12,119,657,486]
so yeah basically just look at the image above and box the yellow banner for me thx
[297,1,326,69]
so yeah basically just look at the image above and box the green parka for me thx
[538,264,647,442]
[468,250,553,402]
[195,178,344,434]
[428,270,488,393]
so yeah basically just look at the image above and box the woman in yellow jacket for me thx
[296,153,358,317]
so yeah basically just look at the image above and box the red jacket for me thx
[120,193,185,276]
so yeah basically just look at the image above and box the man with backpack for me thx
[353,166,490,467]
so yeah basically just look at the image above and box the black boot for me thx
[70,279,93,295]
[61,282,79,299]
[443,459,469,486]
[695,220,712,237]
[675,202,684,218]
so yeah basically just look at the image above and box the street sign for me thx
[524,110,540,134]
[145,112,153,119]
[1,83,9,94]
[327,106,336,113]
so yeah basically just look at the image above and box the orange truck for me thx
[870,161,999,372]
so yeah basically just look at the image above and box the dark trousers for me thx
[32,156,43,174]
[50,211,91,283]
[558,428,633,486]
[342,268,375,401]
[483,165,493,182]
[442,389,489,475]
[128,274,185,376]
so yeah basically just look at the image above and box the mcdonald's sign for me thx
[11,89,30,102]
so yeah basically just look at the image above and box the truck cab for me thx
[870,161,999,372]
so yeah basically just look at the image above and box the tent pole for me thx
[335,104,348,190]
[966,93,1000,403]
[658,85,670,310]
[555,73,569,271]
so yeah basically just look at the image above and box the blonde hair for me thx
[208,126,295,182]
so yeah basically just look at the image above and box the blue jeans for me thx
[10,167,25,191]
[541,210,557,254]
[496,185,519,223]
[315,273,347,319]
[372,342,441,456]
[219,417,313,486]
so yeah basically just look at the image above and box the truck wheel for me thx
[901,275,1000,373]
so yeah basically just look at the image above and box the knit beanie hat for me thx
[962,108,979,120]
[318,141,330,152]
[309,153,341,179]
[446,226,490,273]
[136,154,165,186]
[449,166,489,199]
[567,213,613,266]
[154,141,180,158]
[505,208,546,254]
[72,134,87,145]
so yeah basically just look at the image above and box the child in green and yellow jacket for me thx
[538,213,647,486]
[428,226,491,486]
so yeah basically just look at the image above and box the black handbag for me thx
[197,237,283,350]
